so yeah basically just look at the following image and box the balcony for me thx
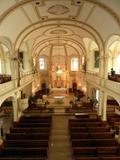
[86,72,120,95]
[20,74,34,86]
[0,73,34,97]
[105,79,120,95]
[0,80,15,96]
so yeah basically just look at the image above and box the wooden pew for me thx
[23,108,54,114]
[69,127,110,133]
[69,121,108,127]
[0,114,52,160]
[72,139,119,147]
[72,139,93,147]
[69,116,120,160]
[3,140,48,148]
[97,146,119,156]
[20,118,52,123]
[73,147,97,157]
[93,139,119,147]
[21,115,52,119]
[70,132,89,139]
[10,127,51,133]
[69,127,88,132]
[13,122,51,128]
[88,127,110,132]
[70,132,115,139]
[90,132,115,139]
[20,116,52,123]
[107,114,120,124]
[5,133,49,140]
[73,146,119,157]
[69,118,99,122]
[0,147,47,158]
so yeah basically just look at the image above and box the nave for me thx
[0,92,120,160]
[0,0,120,159]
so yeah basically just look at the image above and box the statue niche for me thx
[56,76,63,88]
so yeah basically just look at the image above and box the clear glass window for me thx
[71,57,78,71]
[39,58,45,70]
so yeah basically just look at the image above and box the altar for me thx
[51,88,67,94]
[54,96,65,104]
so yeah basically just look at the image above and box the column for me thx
[99,55,104,78]
[86,57,89,72]
[66,71,69,87]
[86,83,91,98]
[101,92,107,121]
[10,51,18,83]
[5,57,11,74]
[24,51,31,72]
[49,45,53,87]
[98,90,103,116]
[12,91,21,122]
[12,98,19,122]
[103,55,109,79]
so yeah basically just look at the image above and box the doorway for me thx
[41,83,46,94]
[72,82,77,93]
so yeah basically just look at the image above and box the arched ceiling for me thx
[0,0,120,58]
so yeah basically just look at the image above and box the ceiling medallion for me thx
[48,5,69,15]
[50,29,67,34]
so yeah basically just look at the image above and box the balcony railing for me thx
[105,79,120,95]
[0,80,15,96]
[20,74,34,86]
[86,72,120,95]
[0,73,34,97]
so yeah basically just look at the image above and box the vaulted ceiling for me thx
[0,0,120,58]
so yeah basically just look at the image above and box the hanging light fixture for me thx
[56,31,63,75]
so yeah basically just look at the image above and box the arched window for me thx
[33,58,35,66]
[71,57,78,71]
[39,58,45,70]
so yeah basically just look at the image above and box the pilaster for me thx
[98,90,103,116]
[101,92,107,121]
[12,91,21,122]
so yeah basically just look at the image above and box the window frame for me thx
[71,57,78,71]
[39,57,45,70]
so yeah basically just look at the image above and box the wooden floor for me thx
[48,115,74,160]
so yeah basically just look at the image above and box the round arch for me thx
[0,94,15,107]
[105,34,120,74]
[14,20,104,53]
[106,94,120,110]
[0,36,13,53]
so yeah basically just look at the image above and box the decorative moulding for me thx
[48,5,69,15]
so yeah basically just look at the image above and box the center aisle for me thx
[48,115,73,160]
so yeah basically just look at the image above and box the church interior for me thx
[0,0,120,159]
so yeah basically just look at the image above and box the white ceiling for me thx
[0,0,120,58]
